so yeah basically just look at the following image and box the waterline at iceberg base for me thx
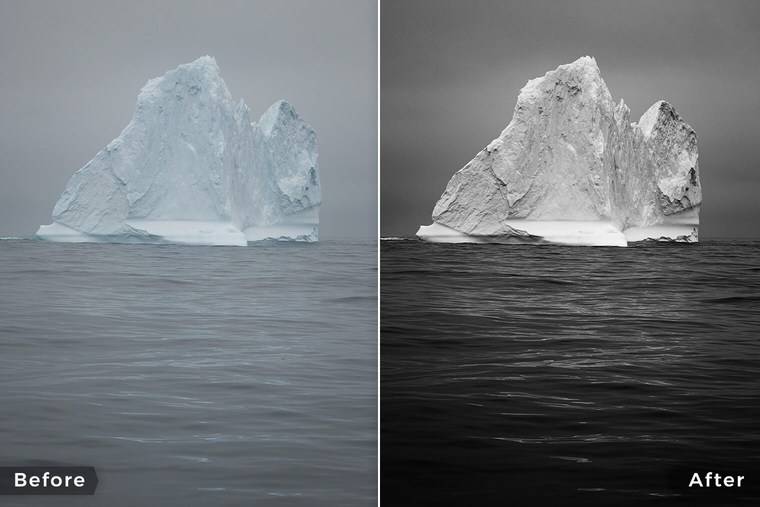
[417,56,701,247]
[37,56,320,246]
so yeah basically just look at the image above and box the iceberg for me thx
[417,56,701,246]
[37,56,320,245]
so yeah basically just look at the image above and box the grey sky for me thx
[382,0,760,238]
[0,0,377,239]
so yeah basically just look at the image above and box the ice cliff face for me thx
[419,56,701,246]
[37,56,320,245]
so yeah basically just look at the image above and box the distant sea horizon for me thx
[380,234,760,242]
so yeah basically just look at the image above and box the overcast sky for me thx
[382,0,760,238]
[0,0,376,239]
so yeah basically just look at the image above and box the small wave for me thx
[552,455,591,463]
[703,295,760,304]
[328,295,377,304]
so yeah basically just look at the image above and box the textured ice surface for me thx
[37,56,320,245]
[417,221,628,246]
[419,56,701,246]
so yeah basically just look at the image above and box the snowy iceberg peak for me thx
[422,56,701,246]
[516,56,612,115]
[138,55,232,110]
[38,56,320,245]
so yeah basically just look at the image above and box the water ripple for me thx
[382,239,760,505]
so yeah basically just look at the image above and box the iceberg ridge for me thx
[37,56,321,245]
[418,56,701,246]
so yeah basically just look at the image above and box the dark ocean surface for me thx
[381,239,760,506]
[0,239,377,506]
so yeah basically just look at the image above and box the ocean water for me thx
[381,239,760,505]
[0,239,377,506]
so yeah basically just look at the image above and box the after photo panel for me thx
[381,0,760,505]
